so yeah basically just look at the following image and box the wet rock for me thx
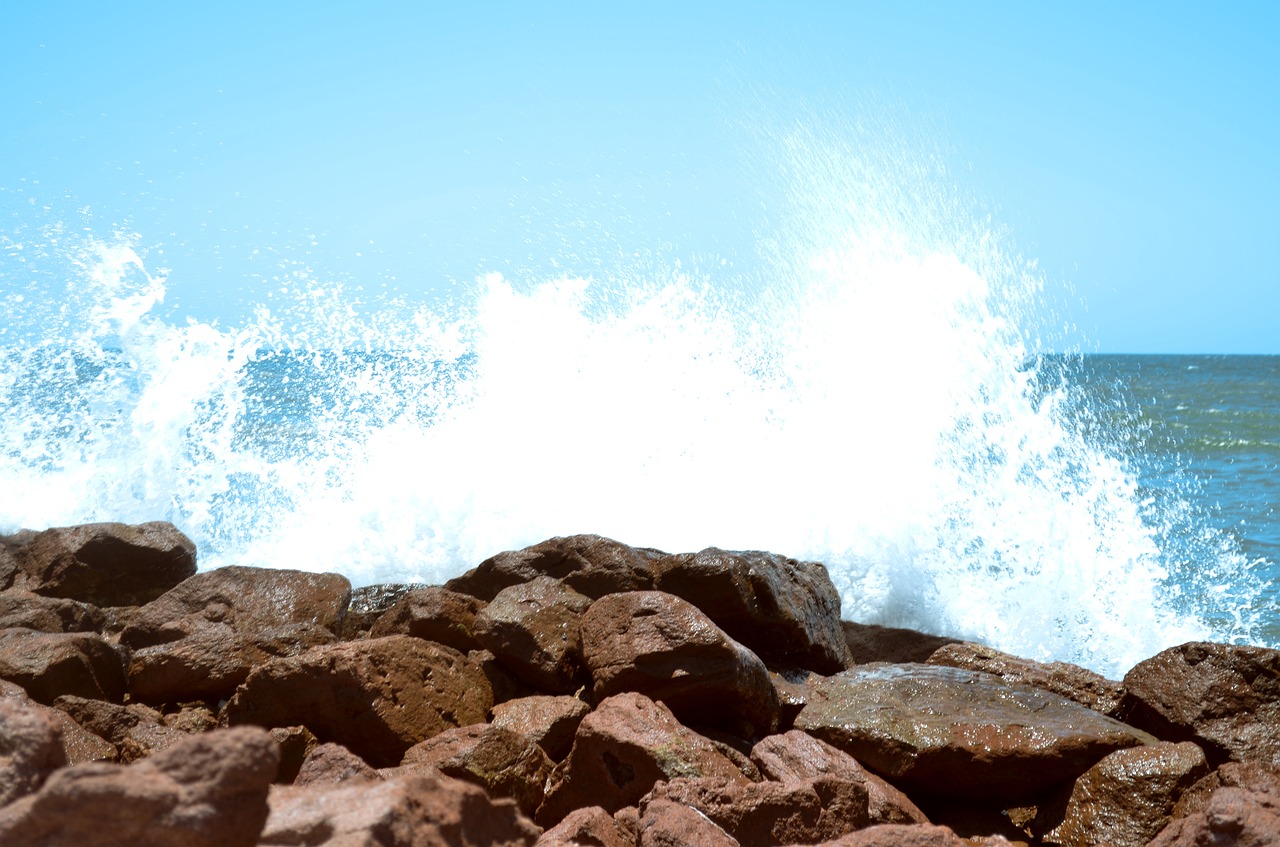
[638,796,741,847]
[0,531,32,590]
[491,694,591,761]
[401,723,554,817]
[751,729,928,824]
[537,805,634,847]
[1149,785,1280,847]
[0,726,278,847]
[369,585,487,652]
[652,547,852,674]
[842,621,961,665]
[771,668,820,730]
[258,772,540,847]
[537,691,746,826]
[294,741,383,786]
[0,589,106,633]
[1121,641,1280,766]
[0,681,116,765]
[0,628,128,704]
[1172,760,1280,819]
[472,576,593,694]
[52,695,190,763]
[1033,740,1208,847]
[581,591,780,739]
[224,635,493,767]
[794,663,1155,802]
[446,534,664,601]
[0,698,67,806]
[12,521,196,606]
[336,582,427,640]
[927,642,1124,717]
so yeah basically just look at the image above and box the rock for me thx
[446,534,664,601]
[751,730,928,824]
[537,805,634,847]
[491,694,592,761]
[842,621,960,665]
[1173,760,1280,818]
[369,586,487,652]
[12,521,196,606]
[0,531,33,590]
[258,772,540,847]
[52,695,190,763]
[270,725,319,784]
[643,774,871,847]
[0,589,106,633]
[927,642,1124,717]
[1,682,116,765]
[0,628,128,704]
[337,582,427,640]
[295,742,383,786]
[224,635,493,767]
[794,663,1155,802]
[638,796,741,847]
[651,547,852,674]
[472,576,593,694]
[771,668,820,730]
[1121,641,1280,766]
[1033,740,1209,847]
[817,823,975,847]
[537,691,747,826]
[401,723,553,817]
[1149,785,1280,847]
[0,698,67,806]
[0,726,278,847]
[581,591,780,739]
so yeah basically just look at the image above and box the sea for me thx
[2,131,1276,681]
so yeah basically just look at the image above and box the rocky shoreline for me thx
[0,521,1276,846]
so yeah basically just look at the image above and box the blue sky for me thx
[3,2,1277,352]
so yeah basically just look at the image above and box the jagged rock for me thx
[1033,740,1209,847]
[1173,760,1280,818]
[52,695,190,763]
[258,772,540,847]
[224,635,493,767]
[537,805,634,847]
[817,823,977,847]
[472,576,593,694]
[537,691,747,826]
[1,681,116,764]
[1122,641,1280,767]
[270,725,319,784]
[11,522,196,606]
[369,586,487,652]
[0,531,33,590]
[638,796,741,847]
[0,726,278,847]
[651,547,852,674]
[337,582,427,640]
[751,730,928,825]
[1149,785,1280,847]
[401,723,553,817]
[0,698,67,806]
[794,663,1155,802]
[842,621,960,665]
[927,642,1124,717]
[581,591,780,739]
[491,694,591,761]
[0,589,106,633]
[295,741,383,786]
[0,628,128,704]
[446,534,664,601]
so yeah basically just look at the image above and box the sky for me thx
[2,2,1277,353]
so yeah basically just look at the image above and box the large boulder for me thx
[1122,641,1280,767]
[0,628,128,704]
[927,642,1124,717]
[369,586,487,652]
[446,534,664,601]
[224,635,493,767]
[0,590,106,634]
[638,796,741,847]
[0,698,67,807]
[651,547,852,674]
[0,726,278,847]
[1150,784,1280,847]
[472,576,592,694]
[401,723,553,817]
[294,742,383,786]
[794,663,1155,802]
[581,591,779,739]
[490,694,591,761]
[11,522,196,606]
[538,805,635,847]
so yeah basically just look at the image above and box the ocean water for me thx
[2,130,1275,679]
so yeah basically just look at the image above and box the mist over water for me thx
[0,121,1267,677]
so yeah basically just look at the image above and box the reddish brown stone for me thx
[0,698,67,806]
[224,635,493,768]
[295,741,382,786]
[270,725,319,784]
[581,591,780,739]
[1149,786,1280,847]
[337,582,427,640]
[446,534,664,601]
[1122,641,1280,767]
[472,576,592,694]
[52,695,189,764]
[491,694,591,761]
[12,521,196,607]
[842,621,960,665]
[651,547,852,674]
[818,823,975,847]
[927,642,1124,717]
[537,805,634,847]
[0,682,116,765]
[402,723,553,817]
[639,797,741,847]
[369,585,487,652]
[1173,760,1280,819]
[0,628,127,704]
[0,589,105,633]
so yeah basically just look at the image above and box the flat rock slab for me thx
[794,663,1155,802]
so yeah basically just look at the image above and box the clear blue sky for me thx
[3,2,1277,352]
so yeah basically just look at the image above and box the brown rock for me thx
[1121,641,1280,767]
[369,585,487,652]
[258,772,540,847]
[842,621,960,665]
[0,698,67,806]
[446,534,664,601]
[1149,785,1280,847]
[491,694,592,761]
[52,695,190,763]
[336,582,427,639]
[927,642,1124,717]
[652,547,852,674]
[270,725,319,784]
[794,663,1155,803]
[0,589,106,633]
[538,805,634,847]
[0,682,116,764]
[537,691,746,825]
[0,726,278,847]
[295,741,383,786]
[1173,760,1280,819]
[771,668,820,730]
[639,796,741,847]
[1033,740,1209,847]
[12,521,196,606]
[402,723,554,817]
[0,628,128,704]
[224,635,493,767]
[0,531,32,590]
[818,823,974,847]
[472,576,592,694]
[751,730,928,824]
[581,591,780,739]
[644,774,871,847]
